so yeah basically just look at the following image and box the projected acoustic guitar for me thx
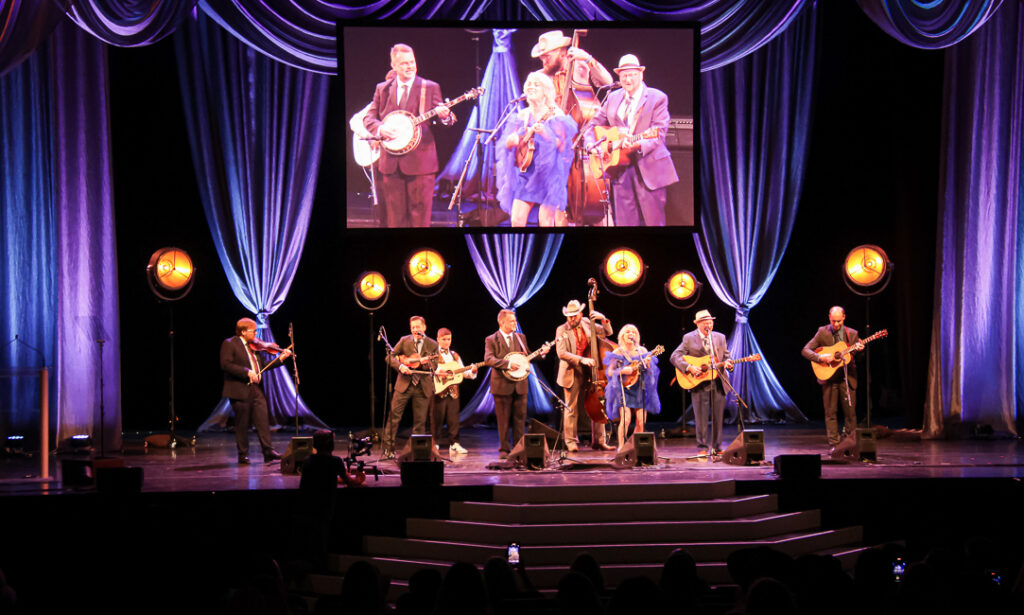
[810,329,888,380]
[589,126,659,178]
[674,354,762,390]
[380,87,484,155]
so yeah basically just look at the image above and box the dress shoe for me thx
[237,455,250,465]
[591,441,615,451]
[498,451,509,460]
[263,450,282,462]
[380,449,395,460]
[449,443,468,454]
[567,443,579,453]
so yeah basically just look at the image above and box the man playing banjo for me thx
[363,43,456,228]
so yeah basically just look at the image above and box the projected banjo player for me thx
[363,43,458,228]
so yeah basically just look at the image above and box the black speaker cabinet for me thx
[528,418,563,450]
[721,429,765,466]
[398,434,442,463]
[280,436,314,474]
[831,428,877,462]
[510,433,549,470]
[773,454,822,480]
[665,117,695,226]
[615,432,657,467]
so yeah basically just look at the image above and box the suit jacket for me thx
[555,316,613,388]
[484,330,532,396]
[801,325,860,386]
[363,76,445,176]
[584,85,678,191]
[389,334,439,396]
[220,336,285,400]
[670,330,731,378]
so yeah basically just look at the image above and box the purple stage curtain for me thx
[460,234,563,423]
[514,0,808,71]
[0,0,69,77]
[1,20,122,450]
[439,28,521,201]
[68,0,197,47]
[694,2,818,423]
[175,12,329,431]
[924,1,1023,437]
[857,0,1004,49]
[327,0,492,19]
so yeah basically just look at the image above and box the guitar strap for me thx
[418,79,426,116]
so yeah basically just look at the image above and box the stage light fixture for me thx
[601,248,647,296]
[843,244,893,295]
[665,269,703,309]
[403,248,449,297]
[146,247,195,301]
[354,271,390,310]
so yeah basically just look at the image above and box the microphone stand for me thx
[378,328,395,445]
[289,323,301,436]
[449,128,493,227]
[533,376,572,465]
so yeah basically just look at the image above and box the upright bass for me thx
[582,278,615,423]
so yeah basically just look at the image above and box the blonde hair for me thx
[523,71,559,114]
[618,324,640,348]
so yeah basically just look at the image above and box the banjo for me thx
[379,86,484,155]
[501,337,560,382]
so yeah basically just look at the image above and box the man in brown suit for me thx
[555,299,614,452]
[483,309,549,458]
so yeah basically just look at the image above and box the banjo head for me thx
[381,110,421,155]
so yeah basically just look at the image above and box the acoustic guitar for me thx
[589,126,659,178]
[674,354,762,390]
[810,329,888,380]
[433,360,485,395]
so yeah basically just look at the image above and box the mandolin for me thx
[515,108,556,172]
[621,345,665,388]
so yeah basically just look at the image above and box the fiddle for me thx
[249,338,292,355]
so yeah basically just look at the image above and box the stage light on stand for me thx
[354,271,390,310]
[664,269,703,309]
[146,247,195,300]
[403,248,449,297]
[841,244,894,429]
[601,248,647,296]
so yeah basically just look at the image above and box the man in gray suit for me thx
[555,299,614,452]
[584,54,678,226]
[801,306,864,446]
[381,315,439,459]
[670,310,733,454]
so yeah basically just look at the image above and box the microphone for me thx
[377,326,384,341]
[588,137,608,154]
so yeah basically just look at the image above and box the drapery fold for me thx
[857,0,1005,49]
[460,233,563,422]
[68,0,197,47]
[175,11,329,430]
[0,0,70,77]
[439,28,520,201]
[923,0,1022,437]
[694,1,818,422]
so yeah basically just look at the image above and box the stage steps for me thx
[304,480,867,607]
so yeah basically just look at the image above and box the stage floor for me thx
[2,422,1022,495]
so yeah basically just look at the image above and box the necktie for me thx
[399,84,408,108]
[412,338,423,386]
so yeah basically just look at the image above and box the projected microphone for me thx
[598,82,623,91]
[511,93,527,103]
[588,137,608,154]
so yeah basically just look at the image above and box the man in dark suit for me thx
[363,43,456,228]
[220,318,292,464]
[801,306,865,446]
[670,310,733,455]
[484,309,549,458]
[381,315,439,459]
[584,54,678,226]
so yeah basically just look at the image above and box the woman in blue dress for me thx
[604,324,661,451]
[497,71,578,227]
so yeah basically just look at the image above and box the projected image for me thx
[340,25,696,230]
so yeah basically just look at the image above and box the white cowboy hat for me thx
[531,30,572,58]
[693,309,716,323]
[562,299,585,317]
[613,54,646,74]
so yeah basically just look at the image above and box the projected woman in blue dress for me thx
[496,71,578,227]
[605,324,662,451]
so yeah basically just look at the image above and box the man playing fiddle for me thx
[584,54,678,226]
[381,315,439,459]
[220,318,292,464]
[555,300,615,452]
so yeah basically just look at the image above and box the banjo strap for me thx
[418,79,426,116]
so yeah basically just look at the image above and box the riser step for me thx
[406,511,821,544]
[363,526,862,565]
[492,480,736,504]
[451,494,778,523]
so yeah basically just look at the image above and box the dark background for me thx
[110,2,938,434]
